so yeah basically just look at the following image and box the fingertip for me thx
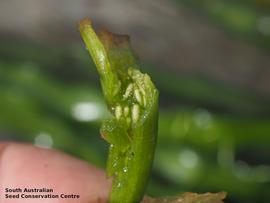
[0,142,111,203]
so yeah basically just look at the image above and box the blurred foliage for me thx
[175,0,270,47]
[0,40,270,203]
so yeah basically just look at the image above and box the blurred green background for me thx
[0,0,270,202]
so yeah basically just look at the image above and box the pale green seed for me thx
[115,105,122,120]
[134,89,143,105]
[132,104,140,123]
[123,84,133,99]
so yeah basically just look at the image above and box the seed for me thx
[132,104,140,123]
[143,96,147,107]
[134,89,143,105]
[139,85,146,96]
[115,105,122,120]
[123,84,133,99]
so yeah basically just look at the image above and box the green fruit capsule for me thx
[79,18,159,203]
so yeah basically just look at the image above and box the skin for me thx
[0,142,111,203]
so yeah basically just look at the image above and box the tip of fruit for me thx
[78,18,92,31]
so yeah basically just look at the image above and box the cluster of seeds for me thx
[114,73,147,126]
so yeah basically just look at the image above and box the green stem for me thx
[79,18,159,203]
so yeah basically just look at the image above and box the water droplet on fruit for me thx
[123,167,128,173]
[117,182,122,188]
